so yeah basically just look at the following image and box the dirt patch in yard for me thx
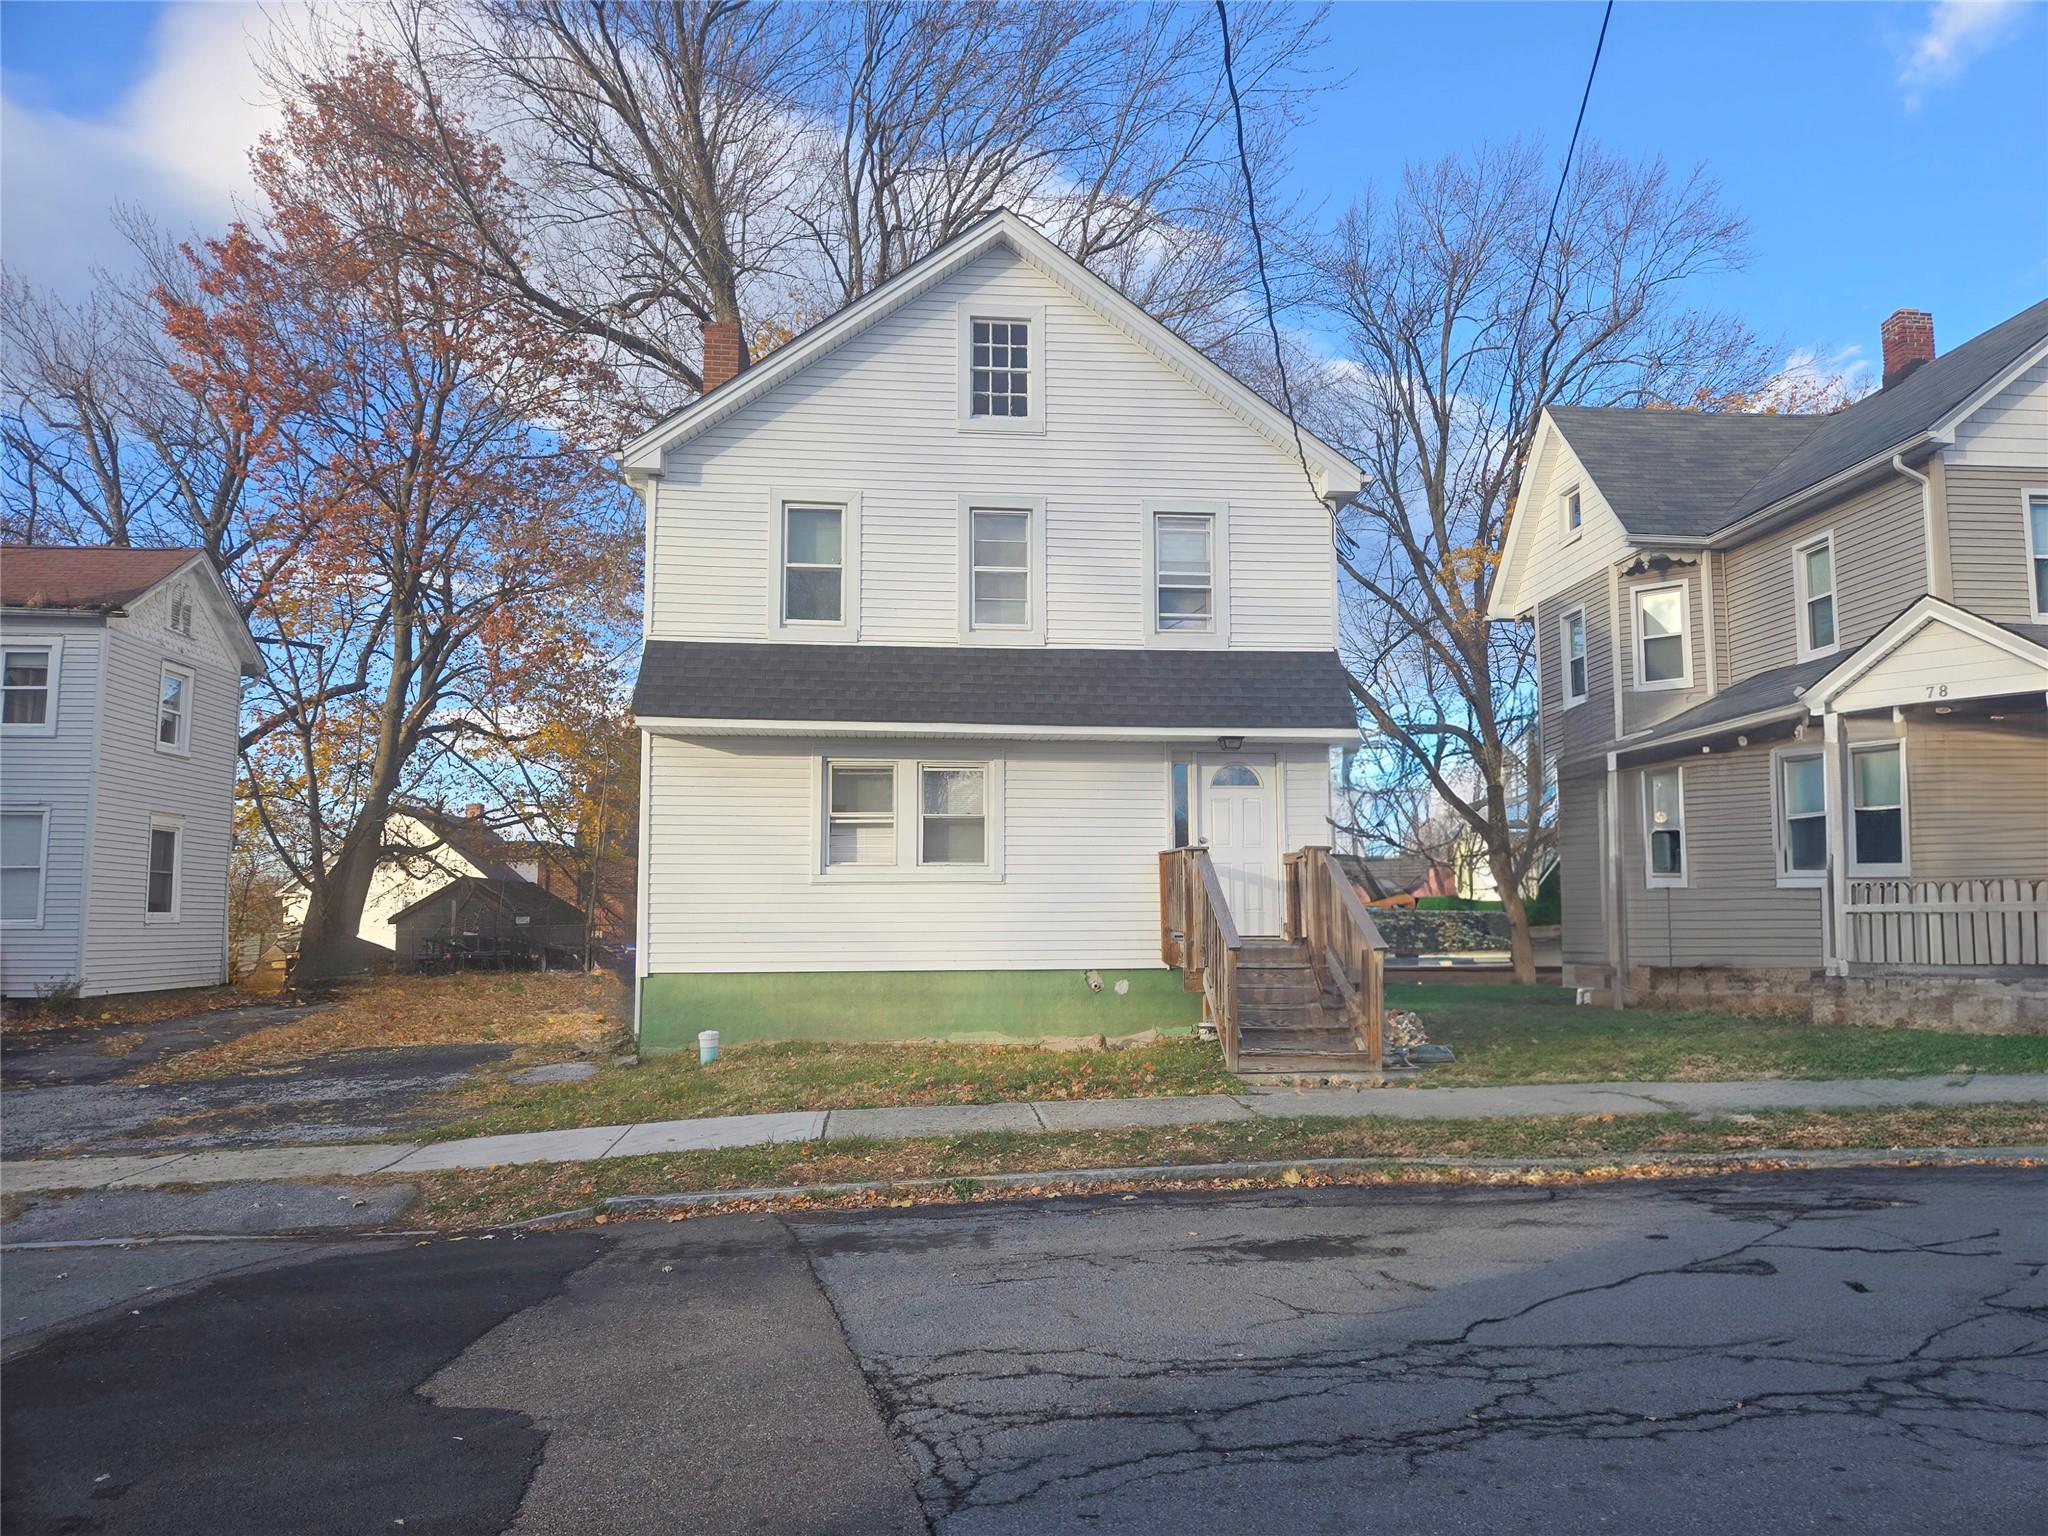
[130,973,626,1085]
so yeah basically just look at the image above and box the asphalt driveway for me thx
[4,1166,2044,1533]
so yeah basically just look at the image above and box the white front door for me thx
[1198,755,1280,936]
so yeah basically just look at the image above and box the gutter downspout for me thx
[1605,751,1627,1009]
[1892,454,1948,602]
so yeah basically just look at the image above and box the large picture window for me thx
[1775,750,1826,882]
[1643,766,1685,887]
[1633,582,1691,689]
[1850,743,1907,874]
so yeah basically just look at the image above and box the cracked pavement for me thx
[4,1166,2044,1533]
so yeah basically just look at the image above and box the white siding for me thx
[1496,426,1635,619]
[651,249,1335,651]
[1948,356,2048,467]
[1830,620,2048,714]
[0,617,101,995]
[645,735,1331,973]
[78,572,243,996]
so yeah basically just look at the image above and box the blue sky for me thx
[4,0,2044,384]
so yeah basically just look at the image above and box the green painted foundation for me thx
[637,968,1202,1051]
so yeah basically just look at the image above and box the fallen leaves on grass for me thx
[2,987,249,1035]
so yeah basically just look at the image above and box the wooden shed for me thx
[391,877,591,973]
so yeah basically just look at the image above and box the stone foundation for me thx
[1813,971,2048,1036]
[1624,965,1814,1016]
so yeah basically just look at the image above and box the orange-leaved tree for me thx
[162,50,635,982]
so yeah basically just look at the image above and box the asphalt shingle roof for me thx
[1549,297,2048,543]
[1617,654,1837,752]
[632,641,1358,731]
[1,546,198,610]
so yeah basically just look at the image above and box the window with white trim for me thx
[2,644,55,731]
[969,318,1029,418]
[1850,742,1907,874]
[1559,484,1583,542]
[782,505,844,624]
[1774,749,1826,881]
[1633,582,1690,689]
[919,765,988,866]
[1561,608,1588,706]
[1,808,47,925]
[968,509,1030,630]
[1644,766,1685,886]
[2028,493,2048,622]
[825,763,895,867]
[1155,512,1214,632]
[145,816,182,919]
[1795,531,1837,658]
[157,662,193,755]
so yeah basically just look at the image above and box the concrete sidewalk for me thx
[6,1072,2046,1193]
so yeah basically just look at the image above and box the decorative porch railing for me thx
[1282,846,1389,1064]
[1842,878,2048,968]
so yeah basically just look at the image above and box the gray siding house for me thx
[1,547,263,999]
[1493,302,2048,1028]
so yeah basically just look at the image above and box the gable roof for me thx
[0,544,266,675]
[388,874,587,928]
[390,804,526,881]
[620,209,1363,498]
[1544,295,2048,546]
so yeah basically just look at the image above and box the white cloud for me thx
[0,3,282,293]
[1898,0,2024,109]
[1754,341,1875,413]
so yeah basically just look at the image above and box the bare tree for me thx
[1314,143,1769,981]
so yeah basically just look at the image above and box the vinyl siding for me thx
[1497,427,1634,618]
[1557,765,1606,967]
[1534,570,1613,770]
[1947,356,2048,467]
[1720,473,1927,686]
[1945,464,2046,623]
[1617,748,1824,970]
[1829,621,2048,713]
[643,735,1330,973]
[652,248,1334,651]
[1906,718,2048,881]
[0,618,100,994]
[1617,565,1712,735]
[78,577,241,996]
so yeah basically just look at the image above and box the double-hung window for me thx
[919,765,988,867]
[2028,492,2048,622]
[2,644,55,732]
[826,763,895,868]
[783,505,844,625]
[145,815,182,919]
[1633,582,1690,689]
[157,663,193,755]
[1559,484,1583,542]
[1775,749,1827,882]
[1155,513,1214,632]
[1850,743,1907,874]
[969,509,1030,630]
[969,318,1029,418]
[1795,532,1837,658]
[1,808,47,926]
[1561,608,1588,706]
[1644,766,1685,887]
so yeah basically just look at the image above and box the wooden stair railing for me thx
[1159,847,1244,1071]
[1283,846,1388,1068]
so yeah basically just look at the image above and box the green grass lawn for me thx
[422,1037,1235,1141]
[1394,983,2048,1085]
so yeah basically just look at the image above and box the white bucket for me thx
[698,1029,720,1065]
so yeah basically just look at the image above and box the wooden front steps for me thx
[1232,938,1379,1076]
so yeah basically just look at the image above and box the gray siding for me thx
[79,620,240,996]
[1557,765,1606,967]
[1617,747,1824,970]
[0,618,102,995]
[1721,473,1927,686]
[1617,564,1712,736]
[1534,569,1614,770]
[1945,464,2042,624]
[1907,717,2048,881]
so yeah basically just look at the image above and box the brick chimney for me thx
[463,803,484,820]
[1880,309,1935,389]
[701,318,747,393]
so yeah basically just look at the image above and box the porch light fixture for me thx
[1217,735,1244,750]
[1935,705,1952,715]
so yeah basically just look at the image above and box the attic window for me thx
[167,596,194,637]
[1559,484,1583,542]
[970,319,1029,418]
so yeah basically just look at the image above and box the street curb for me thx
[574,1143,2048,1222]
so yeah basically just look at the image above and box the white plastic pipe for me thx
[698,1029,720,1065]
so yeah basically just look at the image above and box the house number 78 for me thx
[1925,684,1949,698]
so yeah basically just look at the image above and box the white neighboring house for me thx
[1,546,263,999]
[279,803,534,961]
[624,209,1365,1050]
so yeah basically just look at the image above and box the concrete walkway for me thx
[6,1072,2046,1193]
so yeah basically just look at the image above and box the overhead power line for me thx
[1520,0,1616,345]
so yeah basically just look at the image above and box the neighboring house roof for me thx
[1613,653,1837,756]
[633,641,1359,736]
[388,875,587,929]
[391,805,526,881]
[0,544,266,675]
[1544,296,2048,546]
[620,209,1364,498]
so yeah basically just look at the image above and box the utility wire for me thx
[1518,0,1616,364]
[1215,0,1320,508]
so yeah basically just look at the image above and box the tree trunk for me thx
[1492,855,1538,985]
[293,817,389,985]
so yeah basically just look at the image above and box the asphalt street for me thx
[4,1165,2045,1534]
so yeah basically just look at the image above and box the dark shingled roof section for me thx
[393,804,526,881]
[633,641,1358,731]
[1,545,198,610]
[389,875,587,926]
[1618,653,1836,751]
[1549,296,2048,542]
